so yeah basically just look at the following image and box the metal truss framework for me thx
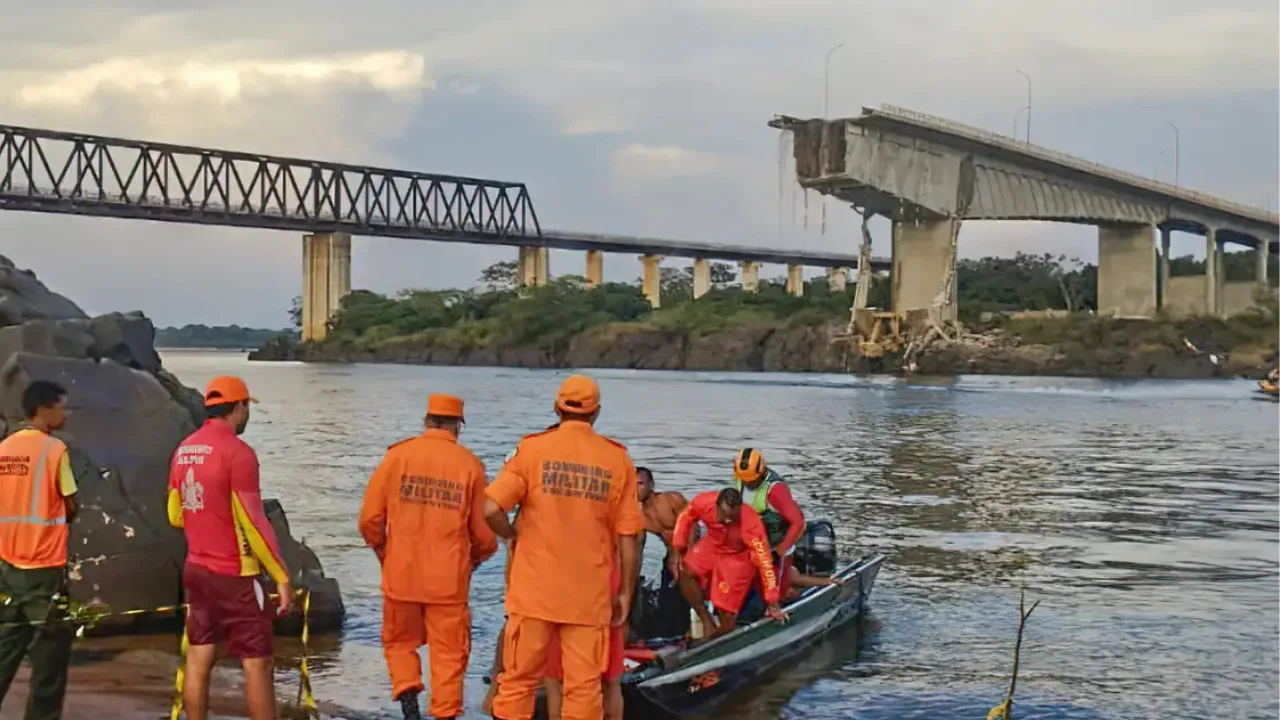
[0,124,542,242]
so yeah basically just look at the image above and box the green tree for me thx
[480,260,520,293]
[289,296,302,329]
[710,262,737,287]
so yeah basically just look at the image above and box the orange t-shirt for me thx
[358,429,498,604]
[487,421,644,627]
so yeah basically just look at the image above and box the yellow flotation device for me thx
[1259,380,1278,396]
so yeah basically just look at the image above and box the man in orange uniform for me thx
[542,556,625,720]
[358,394,498,720]
[0,380,80,720]
[484,374,644,720]
[670,488,786,638]
[167,376,294,720]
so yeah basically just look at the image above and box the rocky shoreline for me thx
[250,317,1276,379]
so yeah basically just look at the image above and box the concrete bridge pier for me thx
[890,218,957,320]
[692,258,711,299]
[1204,229,1220,317]
[641,254,663,307]
[1158,227,1172,309]
[827,267,848,292]
[300,232,351,342]
[1255,241,1269,285]
[1097,223,1156,318]
[740,261,760,294]
[786,264,804,296]
[519,246,549,291]
[585,249,604,287]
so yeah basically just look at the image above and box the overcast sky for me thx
[1,0,1276,327]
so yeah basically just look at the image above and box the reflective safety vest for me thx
[735,468,791,554]
[0,431,71,569]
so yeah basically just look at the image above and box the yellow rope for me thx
[296,588,319,717]
[170,617,189,720]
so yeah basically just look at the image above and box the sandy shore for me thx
[0,639,353,720]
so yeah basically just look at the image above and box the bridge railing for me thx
[875,104,1278,227]
[0,125,543,240]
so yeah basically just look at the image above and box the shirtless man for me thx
[637,467,687,563]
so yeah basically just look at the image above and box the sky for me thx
[0,0,1276,328]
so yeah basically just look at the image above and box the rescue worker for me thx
[358,393,498,720]
[732,448,805,600]
[0,380,79,720]
[167,376,294,720]
[484,374,644,720]
[670,488,786,638]
[542,552,625,720]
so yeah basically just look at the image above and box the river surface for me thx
[155,351,1279,720]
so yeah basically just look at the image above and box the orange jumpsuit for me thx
[487,420,644,720]
[672,491,780,614]
[358,428,498,718]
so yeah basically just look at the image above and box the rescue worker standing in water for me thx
[359,394,498,720]
[732,448,805,599]
[484,374,644,720]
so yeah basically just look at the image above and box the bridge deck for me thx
[0,123,882,270]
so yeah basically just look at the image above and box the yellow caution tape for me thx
[295,588,320,717]
[170,615,189,720]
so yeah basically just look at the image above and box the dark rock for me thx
[0,256,86,327]
[0,254,343,635]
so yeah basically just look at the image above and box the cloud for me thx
[612,143,727,180]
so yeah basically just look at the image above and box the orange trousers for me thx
[381,598,470,718]
[492,613,607,720]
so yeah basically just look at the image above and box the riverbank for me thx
[250,311,1277,379]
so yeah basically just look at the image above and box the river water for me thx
[156,351,1279,720]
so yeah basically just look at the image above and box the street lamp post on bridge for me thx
[824,42,844,118]
[1164,121,1180,191]
[1016,69,1031,143]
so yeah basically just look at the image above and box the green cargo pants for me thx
[0,560,72,720]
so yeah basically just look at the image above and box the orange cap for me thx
[427,393,465,420]
[204,376,257,407]
[555,374,600,415]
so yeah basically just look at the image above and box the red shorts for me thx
[543,623,625,683]
[183,562,273,659]
[683,539,757,615]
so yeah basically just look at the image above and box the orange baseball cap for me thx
[555,374,600,414]
[427,393,465,420]
[204,376,257,407]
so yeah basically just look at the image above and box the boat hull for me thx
[622,553,884,718]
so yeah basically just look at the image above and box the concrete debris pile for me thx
[0,254,342,634]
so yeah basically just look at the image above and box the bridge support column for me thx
[786,264,804,296]
[692,258,711,299]
[585,250,604,287]
[827,267,848,293]
[1097,223,1156,318]
[300,232,351,342]
[1158,227,1172,310]
[890,218,957,319]
[519,246,549,292]
[1204,229,1220,317]
[641,254,663,308]
[740,261,760,294]
[1255,240,1269,285]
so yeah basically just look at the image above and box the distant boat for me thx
[1255,379,1278,402]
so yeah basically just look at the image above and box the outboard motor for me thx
[793,520,837,577]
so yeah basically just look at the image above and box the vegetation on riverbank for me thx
[156,324,293,349]
[251,251,1278,377]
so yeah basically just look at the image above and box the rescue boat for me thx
[1255,378,1279,402]
[618,552,884,718]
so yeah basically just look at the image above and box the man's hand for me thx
[764,604,788,624]
[611,592,632,628]
[667,550,683,579]
[276,581,295,618]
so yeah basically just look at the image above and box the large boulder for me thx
[0,255,342,634]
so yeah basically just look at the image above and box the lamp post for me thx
[1013,106,1029,140]
[824,43,844,118]
[1016,69,1031,142]
[1155,147,1170,182]
[1164,121,1180,190]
